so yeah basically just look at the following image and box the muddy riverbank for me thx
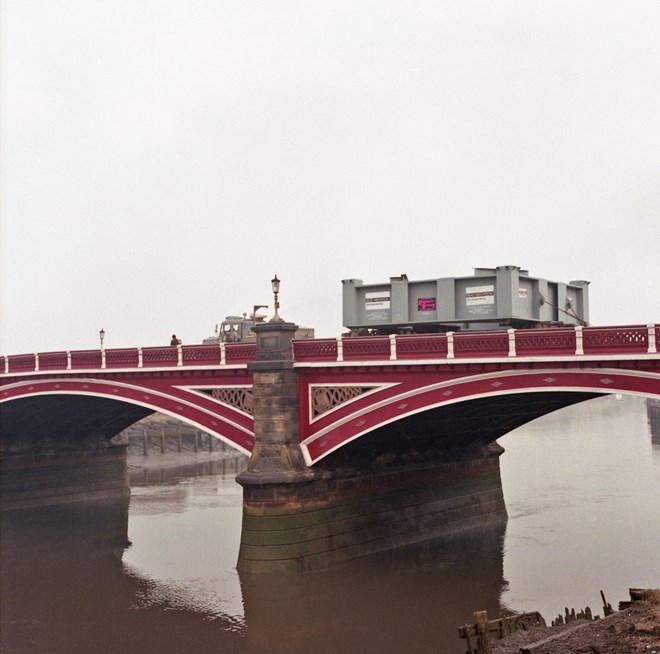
[122,413,247,470]
[489,590,660,654]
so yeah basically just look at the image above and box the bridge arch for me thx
[301,367,660,465]
[0,378,255,456]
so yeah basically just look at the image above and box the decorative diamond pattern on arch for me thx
[311,385,377,419]
[198,387,254,415]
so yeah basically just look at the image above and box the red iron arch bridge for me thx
[1,324,659,466]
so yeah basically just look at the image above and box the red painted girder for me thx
[300,365,660,464]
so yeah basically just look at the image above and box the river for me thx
[2,394,659,653]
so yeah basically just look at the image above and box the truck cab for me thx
[203,314,263,344]
[202,313,315,344]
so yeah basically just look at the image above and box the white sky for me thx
[1,1,659,355]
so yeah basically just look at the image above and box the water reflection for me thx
[1,459,507,654]
[1,524,247,654]
[499,394,660,619]
[123,458,247,623]
[2,395,659,654]
[1,473,248,654]
[239,526,506,654]
[123,456,507,653]
[128,456,248,488]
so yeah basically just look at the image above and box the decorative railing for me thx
[1,325,657,375]
[581,325,652,353]
[224,342,257,363]
[71,350,103,369]
[342,337,391,361]
[39,351,69,370]
[515,328,576,356]
[293,324,658,363]
[106,348,140,368]
[396,334,449,359]
[453,331,510,358]
[182,344,223,365]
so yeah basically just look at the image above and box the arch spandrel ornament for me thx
[309,383,398,421]
[196,386,254,416]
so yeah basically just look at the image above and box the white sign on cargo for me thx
[465,285,495,306]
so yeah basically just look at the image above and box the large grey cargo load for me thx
[342,265,589,334]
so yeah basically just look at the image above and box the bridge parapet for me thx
[3,353,37,373]
[71,350,103,369]
[38,351,69,370]
[515,328,576,355]
[293,324,658,363]
[290,338,339,362]
[2,342,258,374]
[395,334,449,358]
[582,324,657,354]
[343,336,392,360]
[452,331,510,357]
[106,348,140,368]
[1,325,657,375]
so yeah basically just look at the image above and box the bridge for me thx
[2,323,659,572]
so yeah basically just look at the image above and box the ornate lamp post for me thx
[99,327,105,350]
[270,275,283,323]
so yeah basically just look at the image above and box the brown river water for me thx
[2,394,659,653]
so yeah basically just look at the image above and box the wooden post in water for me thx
[142,428,149,457]
[177,425,182,453]
[160,427,166,454]
[459,623,474,654]
[474,611,491,654]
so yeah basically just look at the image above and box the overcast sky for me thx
[1,1,659,355]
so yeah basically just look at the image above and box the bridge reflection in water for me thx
[0,499,248,653]
[1,455,505,654]
[2,396,658,654]
[239,526,506,654]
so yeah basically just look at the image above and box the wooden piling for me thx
[459,610,546,651]
[474,611,491,654]
[600,590,613,616]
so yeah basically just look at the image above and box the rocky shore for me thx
[489,590,660,654]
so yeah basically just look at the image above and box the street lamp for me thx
[270,275,283,323]
[99,328,105,350]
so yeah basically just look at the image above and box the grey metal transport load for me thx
[342,265,589,335]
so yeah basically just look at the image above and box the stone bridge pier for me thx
[236,321,507,574]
